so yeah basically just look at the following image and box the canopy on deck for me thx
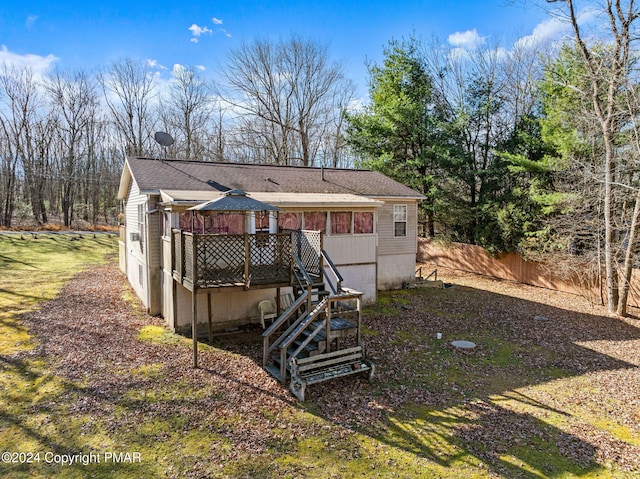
[187,189,279,212]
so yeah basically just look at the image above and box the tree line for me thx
[2,1,639,316]
[0,37,355,229]
[346,0,640,316]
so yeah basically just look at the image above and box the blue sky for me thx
[0,1,570,98]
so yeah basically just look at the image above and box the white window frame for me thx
[393,204,407,237]
[137,204,145,252]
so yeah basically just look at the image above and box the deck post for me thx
[319,232,324,276]
[244,233,250,288]
[171,279,178,332]
[192,234,199,368]
[207,292,213,345]
[192,289,198,368]
[357,295,362,345]
[325,298,332,353]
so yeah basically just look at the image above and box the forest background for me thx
[2,0,639,316]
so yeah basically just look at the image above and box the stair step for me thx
[272,356,289,369]
[265,364,283,382]
[308,317,357,341]
[291,339,320,356]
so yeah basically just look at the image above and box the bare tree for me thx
[0,66,51,225]
[222,36,353,166]
[46,69,100,226]
[548,0,640,315]
[159,65,213,161]
[100,58,157,157]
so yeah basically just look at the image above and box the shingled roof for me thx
[119,157,424,200]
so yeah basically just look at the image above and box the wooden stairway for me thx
[262,251,374,400]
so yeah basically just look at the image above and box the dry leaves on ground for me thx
[17,262,640,475]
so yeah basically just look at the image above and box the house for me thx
[117,157,424,334]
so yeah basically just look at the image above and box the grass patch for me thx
[0,234,113,356]
[2,236,639,477]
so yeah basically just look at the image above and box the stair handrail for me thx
[292,253,314,311]
[277,297,329,381]
[288,314,327,359]
[262,292,308,339]
[279,296,328,351]
[262,291,310,365]
[321,249,343,294]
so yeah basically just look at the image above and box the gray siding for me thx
[124,179,147,308]
[376,200,418,256]
[146,195,162,315]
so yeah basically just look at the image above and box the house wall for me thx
[147,200,162,316]
[161,235,175,328]
[118,227,127,273]
[376,200,419,289]
[323,234,377,303]
[123,179,148,309]
[121,179,162,315]
[156,200,419,331]
[173,282,283,331]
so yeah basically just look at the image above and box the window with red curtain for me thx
[278,212,301,231]
[331,212,352,235]
[179,212,192,232]
[303,211,327,232]
[179,212,207,233]
[354,212,374,234]
[213,213,244,234]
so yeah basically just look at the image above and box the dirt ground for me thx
[19,262,640,476]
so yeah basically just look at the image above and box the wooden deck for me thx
[171,229,321,292]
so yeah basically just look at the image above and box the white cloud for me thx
[515,17,568,49]
[188,23,212,43]
[448,29,486,49]
[195,65,206,71]
[0,45,57,77]
[26,15,38,28]
[189,18,231,43]
[515,6,600,50]
[172,63,186,75]
[146,58,167,70]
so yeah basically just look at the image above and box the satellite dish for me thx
[154,131,175,147]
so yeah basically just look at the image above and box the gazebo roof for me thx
[187,189,279,212]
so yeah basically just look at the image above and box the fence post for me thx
[244,233,250,288]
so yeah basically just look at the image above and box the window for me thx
[278,212,301,231]
[393,205,407,237]
[330,212,352,235]
[212,213,244,234]
[303,211,327,233]
[137,204,145,252]
[178,212,244,234]
[137,204,144,230]
[354,212,374,234]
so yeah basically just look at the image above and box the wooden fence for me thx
[417,238,640,308]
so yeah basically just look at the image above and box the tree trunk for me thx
[617,187,640,316]
[603,135,619,314]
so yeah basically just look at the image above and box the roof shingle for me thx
[125,157,424,199]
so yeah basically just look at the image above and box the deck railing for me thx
[172,229,301,289]
[291,230,323,276]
